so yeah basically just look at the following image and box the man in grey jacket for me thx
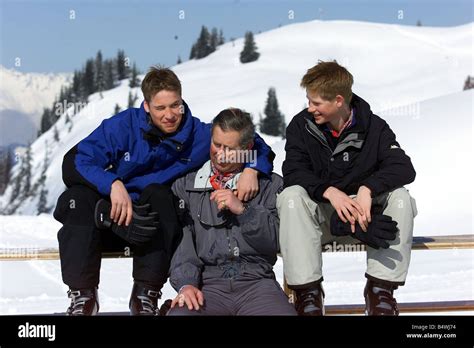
[167,108,296,315]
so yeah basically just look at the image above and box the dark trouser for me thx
[167,277,297,316]
[53,184,182,290]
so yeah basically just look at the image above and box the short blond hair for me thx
[300,61,353,103]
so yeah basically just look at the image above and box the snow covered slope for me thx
[0,66,71,146]
[1,20,472,219]
[0,19,472,315]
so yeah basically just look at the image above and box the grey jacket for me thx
[170,160,283,291]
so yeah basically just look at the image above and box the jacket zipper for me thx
[305,121,334,176]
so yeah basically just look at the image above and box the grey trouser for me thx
[276,186,417,287]
[167,277,297,316]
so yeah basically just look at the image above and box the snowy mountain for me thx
[0,19,472,230]
[0,66,71,146]
[0,19,472,315]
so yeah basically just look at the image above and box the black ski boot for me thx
[66,288,99,316]
[294,283,325,316]
[129,282,162,316]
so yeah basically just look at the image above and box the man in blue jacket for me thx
[53,66,274,316]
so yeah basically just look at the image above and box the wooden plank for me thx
[322,235,474,252]
[411,235,474,250]
[50,300,473,315]
[1,234,472,260]
[324,300,474,315]
[0,249,128,261]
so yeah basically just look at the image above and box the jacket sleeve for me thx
[247,132,275,176]
[361,122,416,196]
[62,118,126,195]
[282,119,331,202]
[170,178,204,291]
[235,175,283,257]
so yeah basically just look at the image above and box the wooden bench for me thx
[1,234,472,260]
[2,234,473,315]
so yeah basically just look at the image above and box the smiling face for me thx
[143,90,183,134]
[306,89,345,126]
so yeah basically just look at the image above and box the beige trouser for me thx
[276,185,417,287]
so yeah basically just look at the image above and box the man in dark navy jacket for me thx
[53,66,274,315]
[277,61,417,316]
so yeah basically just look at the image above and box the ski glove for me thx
[330,212,398,249]
[94,199,159,246]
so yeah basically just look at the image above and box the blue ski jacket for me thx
[62,101,274,201]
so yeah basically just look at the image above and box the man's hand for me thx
[171,285,204,311]
[354,185,372,232]
[210,189,245,215]
[110,180,132,226]
[235,168,259,202]
[323,186,364,232]
[330,211,398,249]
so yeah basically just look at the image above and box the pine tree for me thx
[116,49,129,80]
[22,145,33,197]
[114,103,121,115]
[104,59,116,90]
[129,62,140,88]
[240,31,260,63]
[464,75,474,90]
[95,50,105,94]
[189,44,197,59]
[9,168,21,204]
[177,55,182,64]
[210,27,219,51]
[416,20,422,26]
[0,147,12,194]
[83,58,95,96]
[70,70,81,102]
[192,26,214,59]
[36,145,50,215]
[40,108,52,134]
[218,29,225,45]
[260,87,286,137]
[53,126,60,142]
[128,91,138,108]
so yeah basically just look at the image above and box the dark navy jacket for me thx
[282,94,415,202]
[62,101,274,201]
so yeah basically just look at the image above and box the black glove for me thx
[330,211,398,249]
[94,199,159,246]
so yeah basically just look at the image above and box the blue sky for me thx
[0,0,472,73]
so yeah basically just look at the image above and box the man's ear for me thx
[143,100,150,113]
[335,95,345,107]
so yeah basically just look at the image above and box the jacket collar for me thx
[139,100,195,149]
[187,160,242,191]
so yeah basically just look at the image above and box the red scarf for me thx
[209,162,240,190]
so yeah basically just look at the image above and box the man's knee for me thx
[387,187,417,217]
[139,184,173,203]
[277,185,311,209]
[54,185,101,224]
